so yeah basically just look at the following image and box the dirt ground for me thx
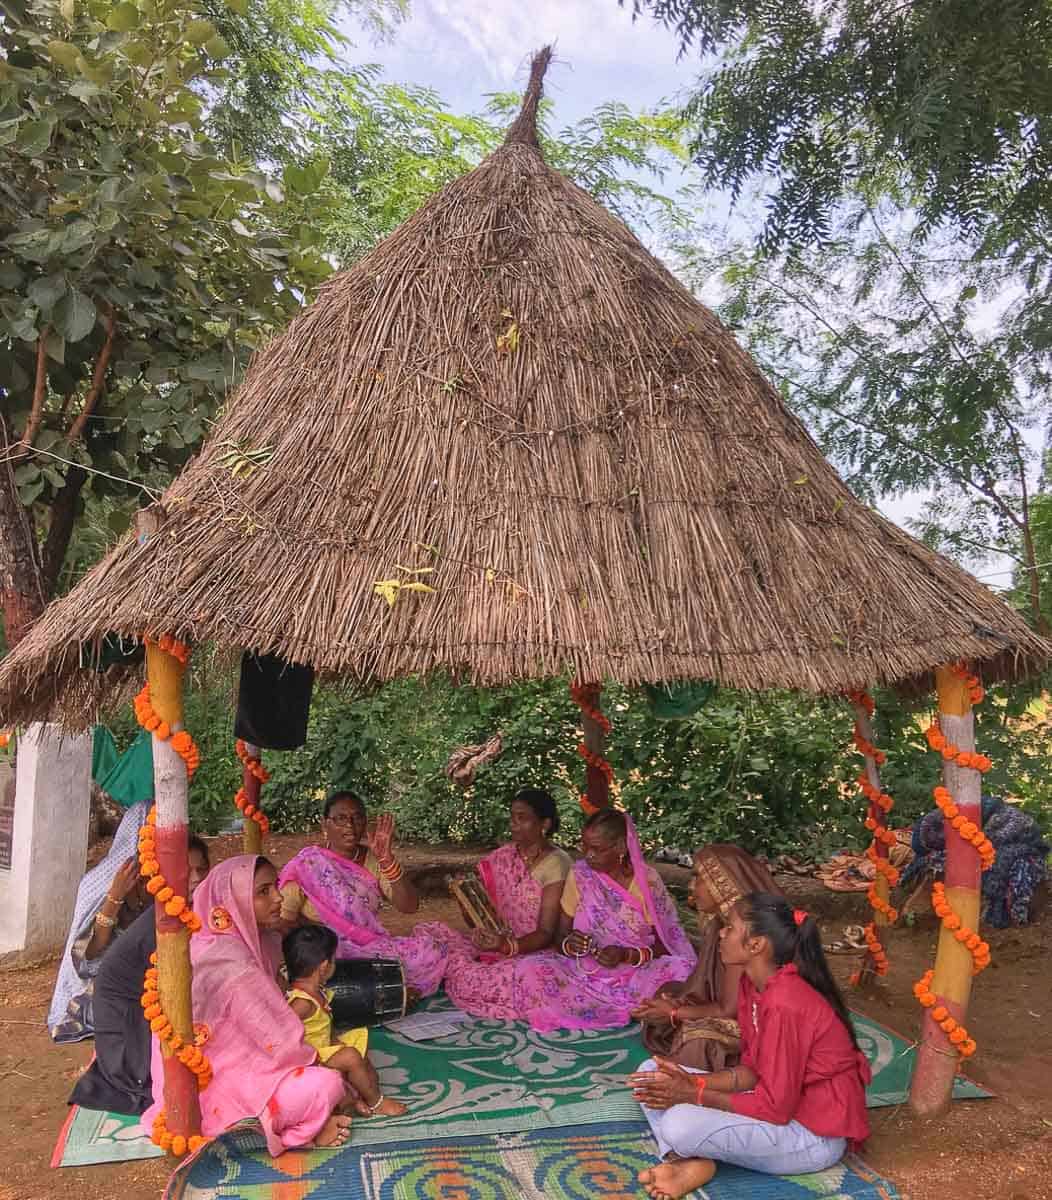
[2,833,1049,1200]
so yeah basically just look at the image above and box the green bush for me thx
[100,668,1052,854]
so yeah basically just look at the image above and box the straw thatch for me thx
[0,47,1048,726]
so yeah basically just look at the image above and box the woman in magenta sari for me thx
[278,792,447,996]
[443,789,572,1019]
[142,856,351,1153]
[512,808,696,1031]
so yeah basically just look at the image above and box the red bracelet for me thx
[694,1076,707,1106]
[670,1008,680,1026]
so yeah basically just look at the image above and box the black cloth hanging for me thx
[234,652,314,750]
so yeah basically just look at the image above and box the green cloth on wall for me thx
[91,726,119,785]
[97,730,154,808]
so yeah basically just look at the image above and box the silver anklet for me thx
[369,1094,386,1112]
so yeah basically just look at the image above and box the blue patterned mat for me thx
[167,1121,900,1200]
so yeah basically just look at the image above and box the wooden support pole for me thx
[579,683,610,810]
[241,741,263,855]
[908,667,982,1117]
[851,697,891,984]
[145,640,201,1138]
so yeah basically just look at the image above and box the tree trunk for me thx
[0,415,45,649]
[41,464,87,598]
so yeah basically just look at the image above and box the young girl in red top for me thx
[629,892,870,1199]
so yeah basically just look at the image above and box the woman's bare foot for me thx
[361,1095,407,1118]
[313,1114,352,1148]
[638,1158,716,1198]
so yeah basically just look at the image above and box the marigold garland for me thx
[233,739,271,835]
[911,662,994,1060]
[846,690,899,977]
[134,635,210,1155]
[570,682,613,815]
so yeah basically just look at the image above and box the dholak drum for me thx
[328,958,407,1031]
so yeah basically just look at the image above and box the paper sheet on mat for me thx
[383,1008,473,1041]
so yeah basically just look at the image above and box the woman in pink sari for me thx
[443,789,573,1018]
[142,855,351,1153]
[512,808,696,1031]
[278,793,447,996]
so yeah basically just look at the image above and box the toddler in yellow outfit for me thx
[283,924,406,1117]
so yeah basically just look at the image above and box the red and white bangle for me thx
[379,858,403,883]
[694,1076,707,1106]
[670,1007,680,1026]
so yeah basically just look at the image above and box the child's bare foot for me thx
[637,1158,716,1198]
[313,1114,352,1148]
[361,1095,407,1118]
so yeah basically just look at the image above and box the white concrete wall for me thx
[0,724,92,957]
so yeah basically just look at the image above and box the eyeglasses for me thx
[326,813,362,827]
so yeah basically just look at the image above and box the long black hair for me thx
[512,788,560,835]
[737,892,858,1049]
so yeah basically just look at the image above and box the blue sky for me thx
[348,0,701,126]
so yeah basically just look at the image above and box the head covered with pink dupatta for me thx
[185,855,316,1130]
[583,807,683,951]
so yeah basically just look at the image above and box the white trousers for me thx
[637,1060,846,1176]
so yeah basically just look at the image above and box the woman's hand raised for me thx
[108,856,141,902]
[367,813,396,865]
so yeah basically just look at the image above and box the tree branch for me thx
[769,366,1026,530]
[66,304,116,443]
[20,325,50,453]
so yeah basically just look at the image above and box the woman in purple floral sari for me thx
[512,808,696,1031]
[278,793,447,996]
[443,789,573,1019]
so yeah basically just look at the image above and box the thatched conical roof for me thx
[1,48,1048,725]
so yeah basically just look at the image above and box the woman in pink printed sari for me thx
[278,793,447,996]
[142,855,350,1154]
[513,808,696,1032]
[444,789,572,1019]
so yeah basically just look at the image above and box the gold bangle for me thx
[95,912,117,928]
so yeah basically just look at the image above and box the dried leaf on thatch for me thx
[0,46,1048,726]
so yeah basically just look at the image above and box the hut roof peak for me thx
[502,46,553,150]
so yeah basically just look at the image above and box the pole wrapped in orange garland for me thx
[846,690,899,982]
[234,739,270,852]
[909,663,994,1116]
[570,681,612,813]
[139,634,202,1147]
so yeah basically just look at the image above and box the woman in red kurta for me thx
[629,893,870,1199]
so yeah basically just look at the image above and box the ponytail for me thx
[737,892,858,1049]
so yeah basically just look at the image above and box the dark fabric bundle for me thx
[234,652,314,750]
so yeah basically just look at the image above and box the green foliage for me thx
[678,214,1048,624]
[290,76,696,267]
[0,0,333,571]
[108,669,1049,854]
[628,0,1052,257]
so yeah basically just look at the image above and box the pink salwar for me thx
[443,843,549,1020]
[512,860,696,1032]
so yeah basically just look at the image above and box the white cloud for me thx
[345,0,698,118]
